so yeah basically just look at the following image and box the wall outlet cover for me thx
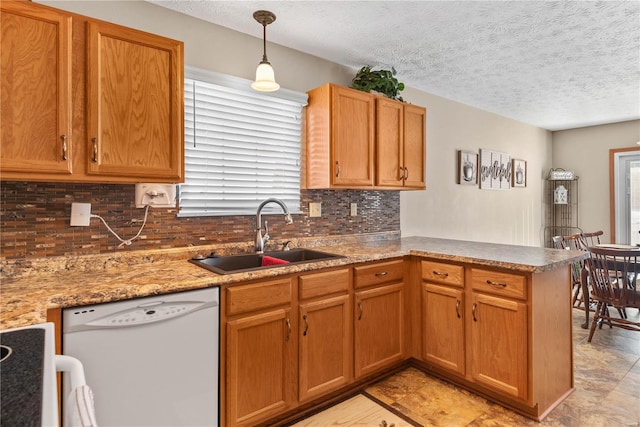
[70,202,91,226]
[135,184,176,208]
[350,203,358,216]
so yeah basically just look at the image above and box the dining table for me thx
[580,243,640,328]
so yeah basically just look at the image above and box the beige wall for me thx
[399,87,552,246]
[552,120,640,243]
[41,0,556,247]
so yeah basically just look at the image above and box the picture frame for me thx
[479,149,511,190]
[457,150,478,185]
[512,159,527,187]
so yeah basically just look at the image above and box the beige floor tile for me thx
[291,394,413,427]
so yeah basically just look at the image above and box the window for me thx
[179,67,307,217]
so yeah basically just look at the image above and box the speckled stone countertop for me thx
[0,235,586,329]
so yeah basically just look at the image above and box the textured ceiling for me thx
[149,1,640,131]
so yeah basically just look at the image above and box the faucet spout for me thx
[255,198,293,253]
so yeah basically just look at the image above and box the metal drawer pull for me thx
[61,134,68,160]
[302,314,309,336]
[433,270,449,277]
[472,303,478,321]
[486,279,507,288]
[91,137,98,163]
[374,271,388,277]
[357,301,363,320]
[455,300,461,319]
[285,318,291,341]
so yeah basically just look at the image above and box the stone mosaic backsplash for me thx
[0,182,400,259]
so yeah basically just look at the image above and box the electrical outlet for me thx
[350,203,358,216]
[135,183,176,208]
[70,202,91,226]
[309,202,322,217]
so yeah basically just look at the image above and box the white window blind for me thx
[179,68,307,217]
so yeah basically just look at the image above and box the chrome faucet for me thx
[255,198,293,253]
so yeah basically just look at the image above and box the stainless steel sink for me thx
[189,248,344,274]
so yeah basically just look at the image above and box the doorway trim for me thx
[610,146,640,243]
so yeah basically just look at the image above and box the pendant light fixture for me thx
[251,10,280,92]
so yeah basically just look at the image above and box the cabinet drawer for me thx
[226,278,292,316]
[471,268,527,300]
[354,260,404,289]
[421,260,464,287]
[299,268,350,300]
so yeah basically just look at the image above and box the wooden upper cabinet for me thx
[375,99,426,189]
[375,98,404,187]
[86,21,184,181]
[0,1,72,176]
[402,104,426,189]
[304,83,425,190]
[305,83,375,189]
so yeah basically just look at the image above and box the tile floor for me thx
[293,308,640,426]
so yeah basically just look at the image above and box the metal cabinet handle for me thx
[399,167,406,180]
[472,303,478,322]
[61,134,68,160]
[486,280,507,288]
[335,161,341,177]
[285,318,291,341]
[403,167,409,180]
[302,314,309,336]
[91,137,98,163]
[433,270,449,278]
[455,299,461,319]
[374,271,388,277]
[357,301,363,320]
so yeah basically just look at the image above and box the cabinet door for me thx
[226,309,296,427]
[86,21,183,181]
[470,292,528,401]
[331,86,374,187]
[422,283,465,375]
[402,104,426,188]
[354,282,404,378]
[1,1,72,175]
[299,294,352,402]
[376,97,403,187]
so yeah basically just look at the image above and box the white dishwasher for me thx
[63,287,219,427]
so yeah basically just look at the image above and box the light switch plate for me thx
[309,202,322,217]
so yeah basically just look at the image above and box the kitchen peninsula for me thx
[0,236,586,424]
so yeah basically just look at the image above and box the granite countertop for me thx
[0,236,586,329]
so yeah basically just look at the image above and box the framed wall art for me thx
[457,150,478,185]
[512,159,527,187]
[479,149,511,190]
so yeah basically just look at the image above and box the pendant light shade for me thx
[251,10,280,92]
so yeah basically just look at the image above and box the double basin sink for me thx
[189,248,344,275]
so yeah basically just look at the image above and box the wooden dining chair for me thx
[555,233,588,309]
[579,230,603,249]
[584,246,640,342]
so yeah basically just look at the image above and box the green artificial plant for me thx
[350,66,405,101]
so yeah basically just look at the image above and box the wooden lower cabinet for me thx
[298,268,352,403]
[226,308,296,427]
[224,278,296,427]
[419,259,573,421]
[354,282,405,378]
[469,292,527,401]
[422,283,465,375]
[299,294,351,402]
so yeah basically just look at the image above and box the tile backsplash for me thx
[0,182,400,259]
